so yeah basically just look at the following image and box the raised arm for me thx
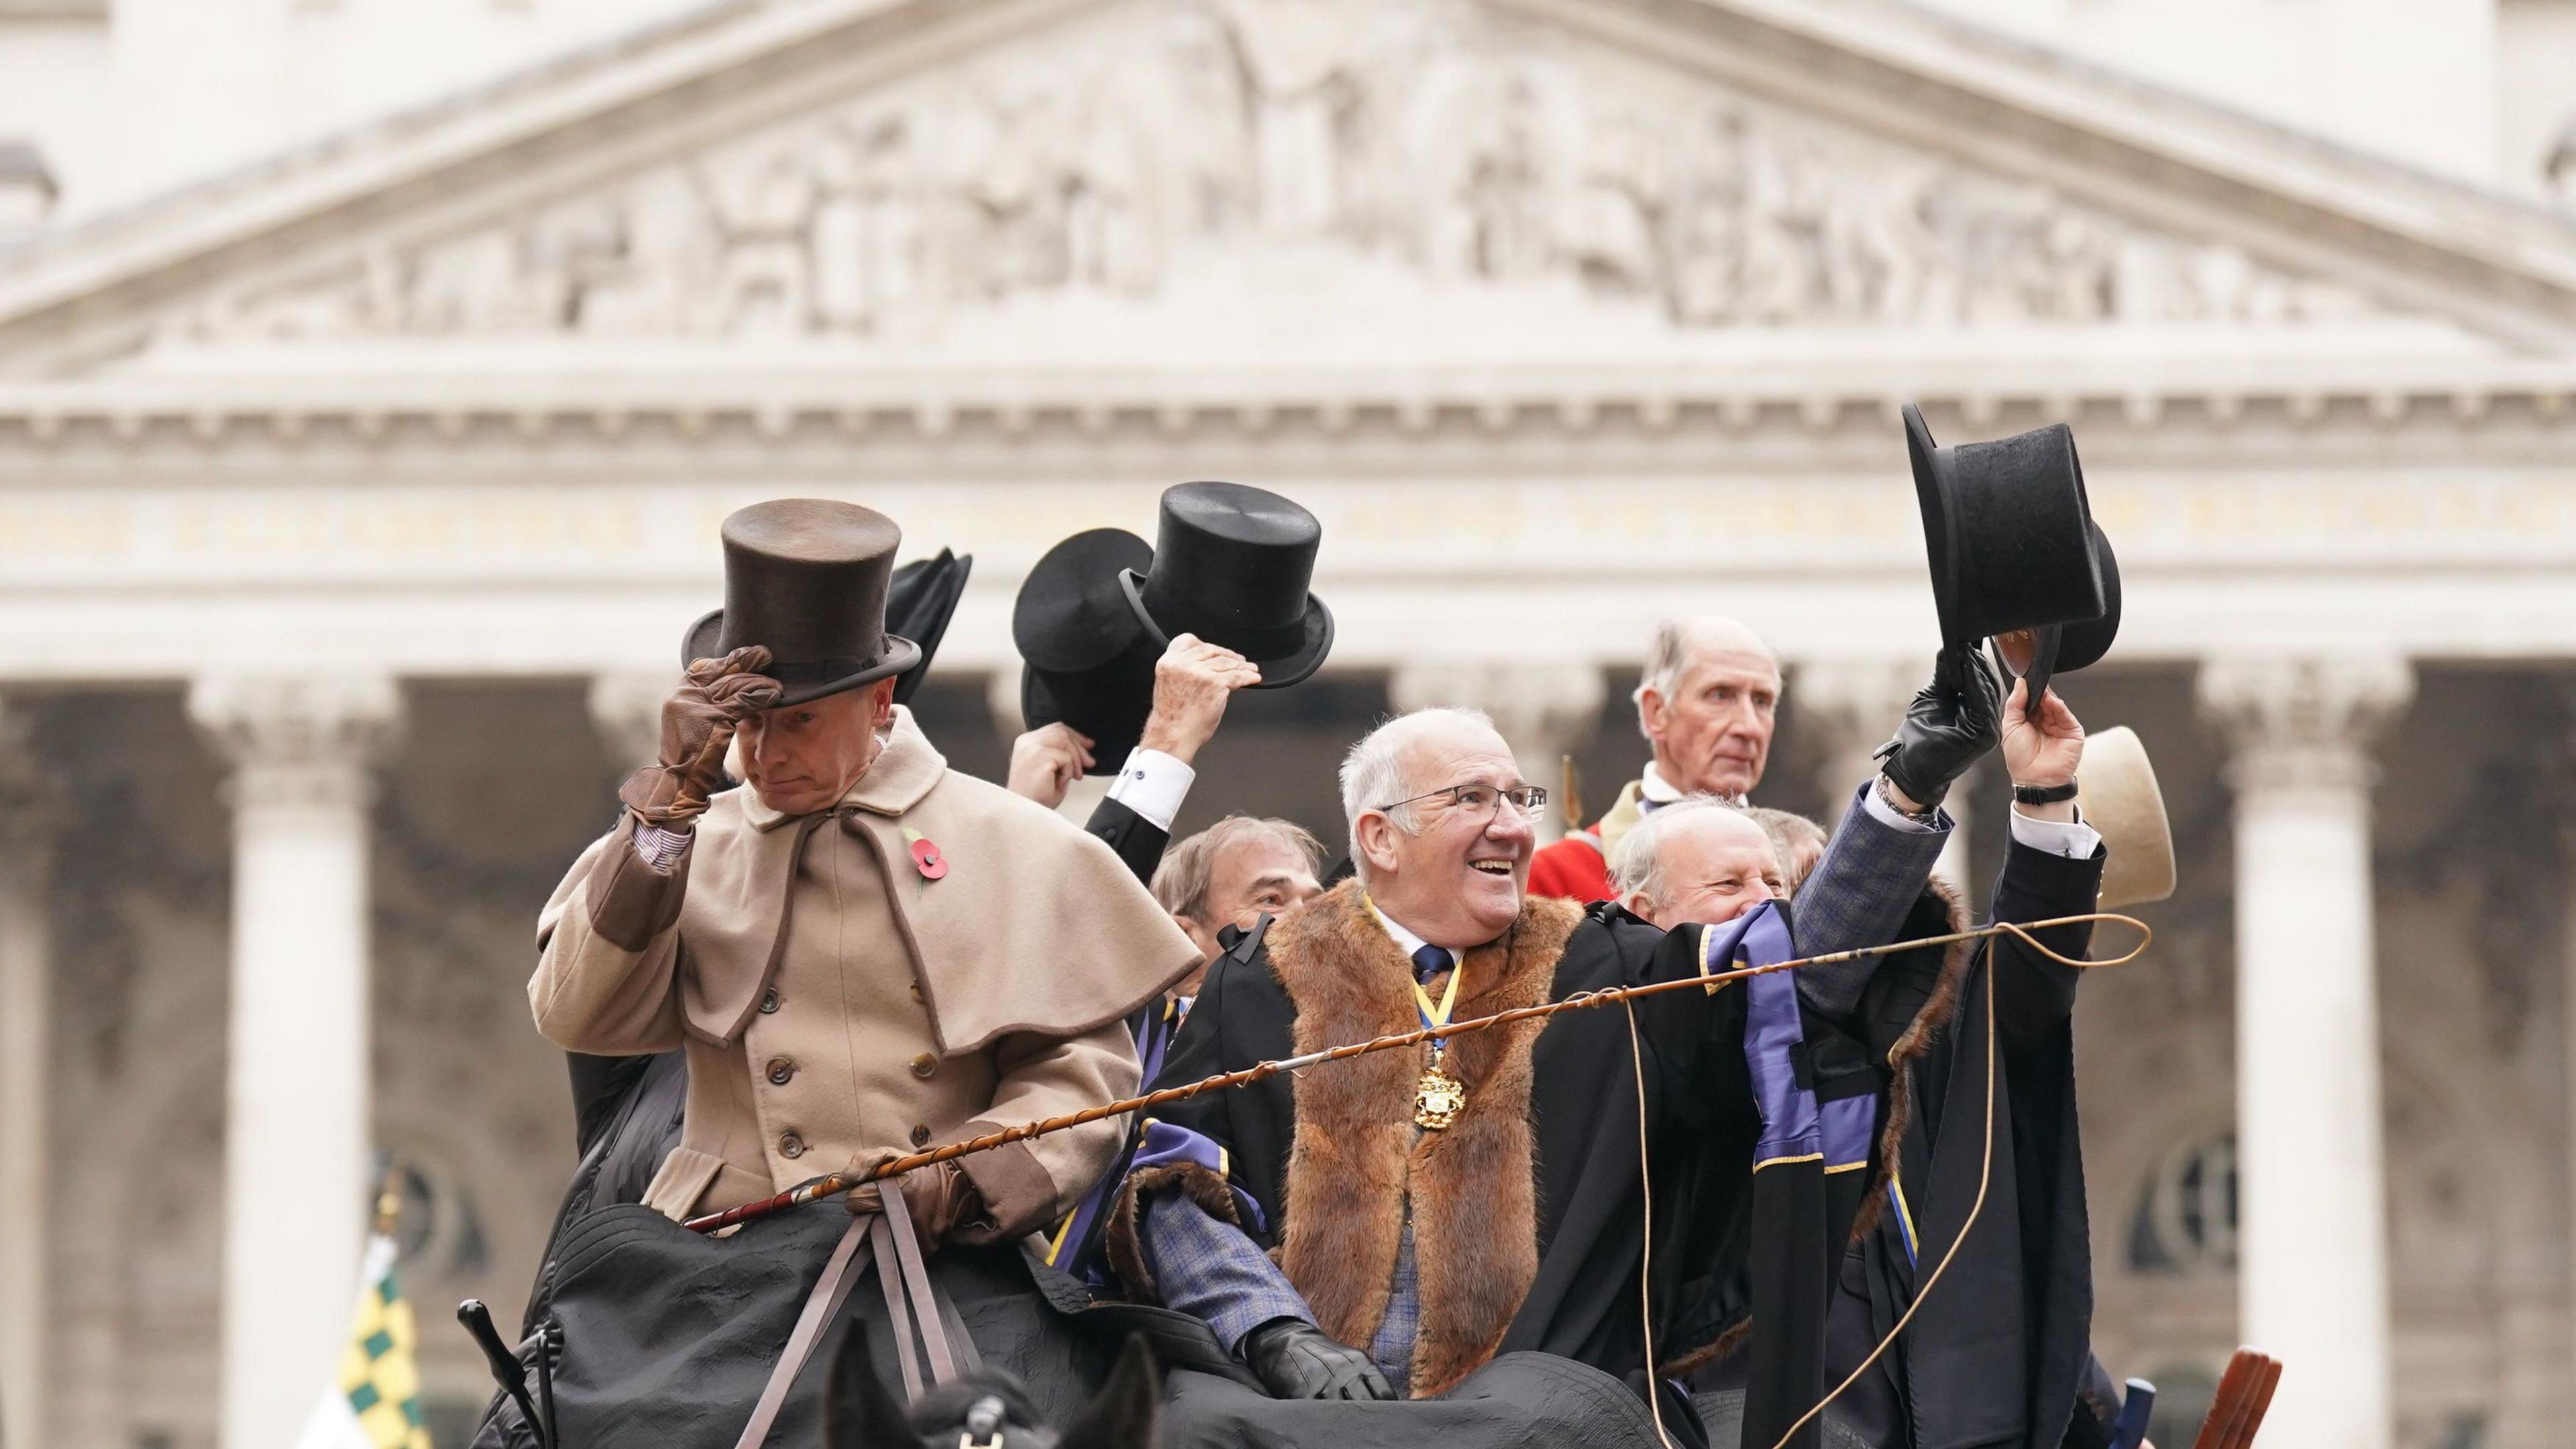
[1989,680,2107,1048]
[1009,633,1261,885]
[1790,646,2002,1019]
[529,648,777,1054]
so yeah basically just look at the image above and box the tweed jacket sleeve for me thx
[1140,1190,1316,1350]
[1788,781,1954,1022]
[529,817,691,1055]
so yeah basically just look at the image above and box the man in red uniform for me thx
[1528,615,1780,901]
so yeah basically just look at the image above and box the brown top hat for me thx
[2074,725,2176,908]
[681,499,922,707]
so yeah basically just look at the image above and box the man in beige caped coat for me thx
[532,498,1201,1245]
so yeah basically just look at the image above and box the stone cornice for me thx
[3,353,2575,450]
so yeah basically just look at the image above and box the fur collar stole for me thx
[1266,878,1582,1398]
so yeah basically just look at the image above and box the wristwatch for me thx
[2012,779,2079,806]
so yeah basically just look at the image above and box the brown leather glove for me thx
[617,647,782,826]
[845,1159,985,1243]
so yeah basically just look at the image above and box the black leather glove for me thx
[1873,644,2002,812]
[1239,1318,1397,1401]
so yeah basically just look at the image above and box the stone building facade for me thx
[5,3,2576,1448]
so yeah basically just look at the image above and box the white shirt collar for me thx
[1366,898,1446,967]
[1373,903,1432,959]
[1640,759,1747,808]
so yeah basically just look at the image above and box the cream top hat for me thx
[2074,725,2176,908]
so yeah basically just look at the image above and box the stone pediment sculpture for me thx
[3,0,2576,380]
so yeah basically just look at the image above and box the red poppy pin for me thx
[902,828,947,881]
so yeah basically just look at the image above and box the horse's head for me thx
[822,1327,1160,1449]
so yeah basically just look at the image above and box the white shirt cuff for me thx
[1106,748,1196,831]
[1858,777,1946,835]
[629,818,692,873]
[2008,804,2102,860]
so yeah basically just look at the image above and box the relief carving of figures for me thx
[1220,0,1359,239]
[152,0,2377,348]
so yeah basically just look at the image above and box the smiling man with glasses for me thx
[1098,675,1995,1446]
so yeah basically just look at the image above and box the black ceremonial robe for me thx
[1107,880,1843,1449]
[1819,837,2110,1449]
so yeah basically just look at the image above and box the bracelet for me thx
[2012,779,2079,806]
[1875,774,1937,822]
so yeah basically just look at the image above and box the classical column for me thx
[2561,702,2576,1418]
[0,702,60,1449]
[189,674,401,1449]
[1795,657,1971,891]
[1388,661,1605,837]
[2198,653,2412,1449]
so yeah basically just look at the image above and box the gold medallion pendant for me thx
[1414,1061,1468,1131]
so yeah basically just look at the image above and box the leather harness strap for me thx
[730,1178,977,1448]
[866,1214,923,1401]
[880,1180,961,1385]
[730,1216,872,1449]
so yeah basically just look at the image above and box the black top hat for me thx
[680,499,922,707]
[884,549,972,706]
[1904,404,2117,704]
[1119,482,1334,689]
[2052,525,2121,676]
[1014,528,1162,775]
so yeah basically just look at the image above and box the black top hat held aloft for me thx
[1118,482,1335,689]
[680,499,922,707]
[1014,528,1163,775]
[1904,403,2120,704]
[1013,482,1335,775]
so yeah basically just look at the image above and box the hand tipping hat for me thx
[1904,402,2121,708]
[1014,482,1335,775]
[1122,481,1334,688]
[681,499,922,706]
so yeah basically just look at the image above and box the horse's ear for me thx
[1058,1334,1161,1449]
[822,1323,915,1449]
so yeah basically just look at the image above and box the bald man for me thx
[1610,798,1786,929]
[1532,615,1782,902]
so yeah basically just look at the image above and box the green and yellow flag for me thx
[297,1176,433,1449]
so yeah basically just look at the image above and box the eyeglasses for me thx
[1379,782,1548,820]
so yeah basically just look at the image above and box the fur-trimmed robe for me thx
[1107,879,1829,1439]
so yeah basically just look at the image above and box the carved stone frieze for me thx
[150,0,2378,352]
